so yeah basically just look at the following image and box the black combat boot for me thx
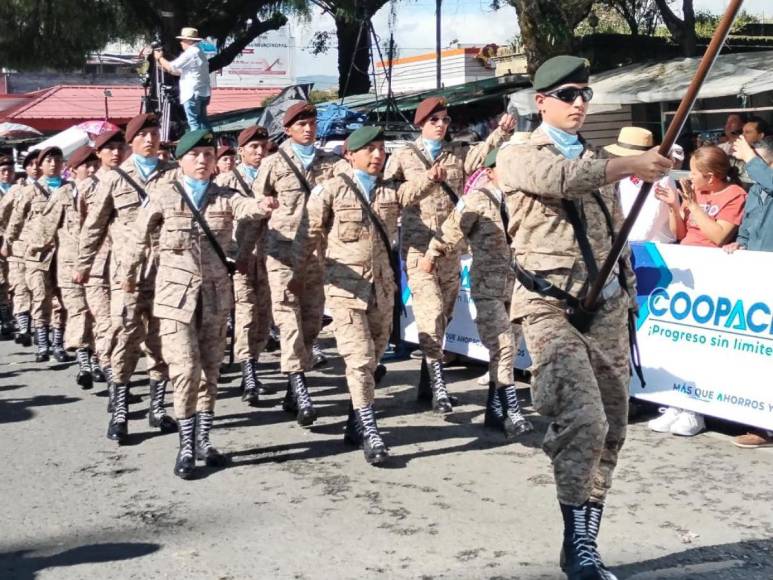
[559,502,605,580]
[500,385,534,438]
[148,379,177,433]
[311,342,328,369]
[282,372,317,427]
[90,352,106,383]
[484,381,505,430]
[374,364,387,386]
[0,304,13,340]
[417,357,432,402]
[106,383,129,444]
[105,367,114,413]
[174,416,196,479]
[51,327,71,362]
[252,357,273,394]
[586,502,618,580]
[195,411,227,467]
[34,326,50,362]
[354,405,389,465]
[427,359,453,414]
[343,402,361,447]
[15,312,32,346]
[75,347,93,390]
[240,359,260,406]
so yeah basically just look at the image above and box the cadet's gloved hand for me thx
[427,164,447,183]
[259,197,279,214]
[72,271,90,285]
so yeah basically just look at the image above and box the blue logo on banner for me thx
[631,242,673,330]
[400,259,472,306]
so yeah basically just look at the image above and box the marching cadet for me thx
[497,56,671,580]
[123,129,277,479]
[215,145,236,175]
[253,103,348,427]
[3,147,69,363]
[300,126,440,464]
[29,145,99,388]
[75,113,177,443]
[0,155,15,338]
[0,152,38,346]
[424,149,533,438]
[383,97,515,414]
[215,125,273,405]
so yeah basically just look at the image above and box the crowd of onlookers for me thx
[609,113,773,447]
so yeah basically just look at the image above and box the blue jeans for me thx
[183,95,211,131]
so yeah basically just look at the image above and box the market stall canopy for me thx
[28,126,90,158]
[0,122,42,138]
[509,50,773,116]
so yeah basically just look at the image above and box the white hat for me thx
[176,27,203,41]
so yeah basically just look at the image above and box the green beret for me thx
[533,55,590,92]
[175,129,216,158]
[483,148,498,169]
[345,126,384,152]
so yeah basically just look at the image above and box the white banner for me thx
[214,27,294,88]
[399,244,773,430]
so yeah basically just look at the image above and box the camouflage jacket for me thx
[125,181,269,324]
[427,185,514,301]
[81,168,112,281]
[215,164,266,264]
[300,166,435,310]
[0,181,27,262]
[383,129,509,259]
[497,128,637,319]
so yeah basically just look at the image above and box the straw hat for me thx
[605,127,654,157]
[176,27,203,41]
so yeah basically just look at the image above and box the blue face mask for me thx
[43,176,62,190]
[132,153,159,180]
[291,142,316,170]
[241,164,258,184]
[354,169,378,201]
[541,122,584,160]
[422,138,443,162]
[183,176,210,209]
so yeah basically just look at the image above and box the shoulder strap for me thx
[112,167,147,202]
[405,143,459,205]
[478,187,512,245]
[277,148,313,198]
[32,181,51,199]
[561,199,599,286]
[339,174,401,290]
[232,169,252,198]
[173,181,235,276]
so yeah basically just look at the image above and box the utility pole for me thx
[435,0,442,89]
[103,88,112,120]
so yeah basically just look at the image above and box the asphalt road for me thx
[1,331,772,580]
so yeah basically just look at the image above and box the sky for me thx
[290,0,772,79]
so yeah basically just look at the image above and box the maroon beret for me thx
[125,113,159,142]
[414,96,448,126]
[283,102,316,128]
[217,145,236,159]
[21,151,38,168]
[238,125,269,147]
[94,129,125,151]
[67,145,97,169]
[36,146,63,165]
[0,155,13,168]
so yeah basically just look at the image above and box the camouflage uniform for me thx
[77,158,177,386]
[498,128,637,506]
[383,130,507,364]
[0,182,33,335]
[253,140,348,373]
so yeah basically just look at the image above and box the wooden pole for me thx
[581,0,745,314]
[435,0,442,89]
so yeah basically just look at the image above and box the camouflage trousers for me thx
[474,296,522,387]
[0,257,9,310]
[85,279,112,369]
[25,266,64,328]
[161,283,231,419]
[110,278,166,385]
[60,286,93,350]
[328,283,393,409]
[233,253,272,362]
[8,260,31,313]
[405,250,460,363]
[267,252,324,374]
[521,295,630,506]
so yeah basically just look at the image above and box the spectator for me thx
[742,116,769,147]
[154,27,212,131]
[718,112,747,155]
[605,127,681,243]
[650,145,747,437]
[723,138,773,448]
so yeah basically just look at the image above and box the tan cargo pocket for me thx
[326,264,364,298]
[113,188,141,210]
[162,216,193,251]
[156,268,193,309]
[336,208,364,242]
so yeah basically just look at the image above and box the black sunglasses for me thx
[544,86,594,104]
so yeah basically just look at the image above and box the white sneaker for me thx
[648,407,681,432]
[670,410,705,437]
[477,371,490,385]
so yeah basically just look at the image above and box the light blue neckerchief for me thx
[42,176,62,191]
[132,154,159,181]
[183,176,210,209]
[354,169,378,202]
[291,143,316,170]
[240,164,258,184]
[541,122,584,160]
[0,182,11,194]
[422,138,443,162]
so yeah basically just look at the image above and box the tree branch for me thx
[207,11,288,72]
